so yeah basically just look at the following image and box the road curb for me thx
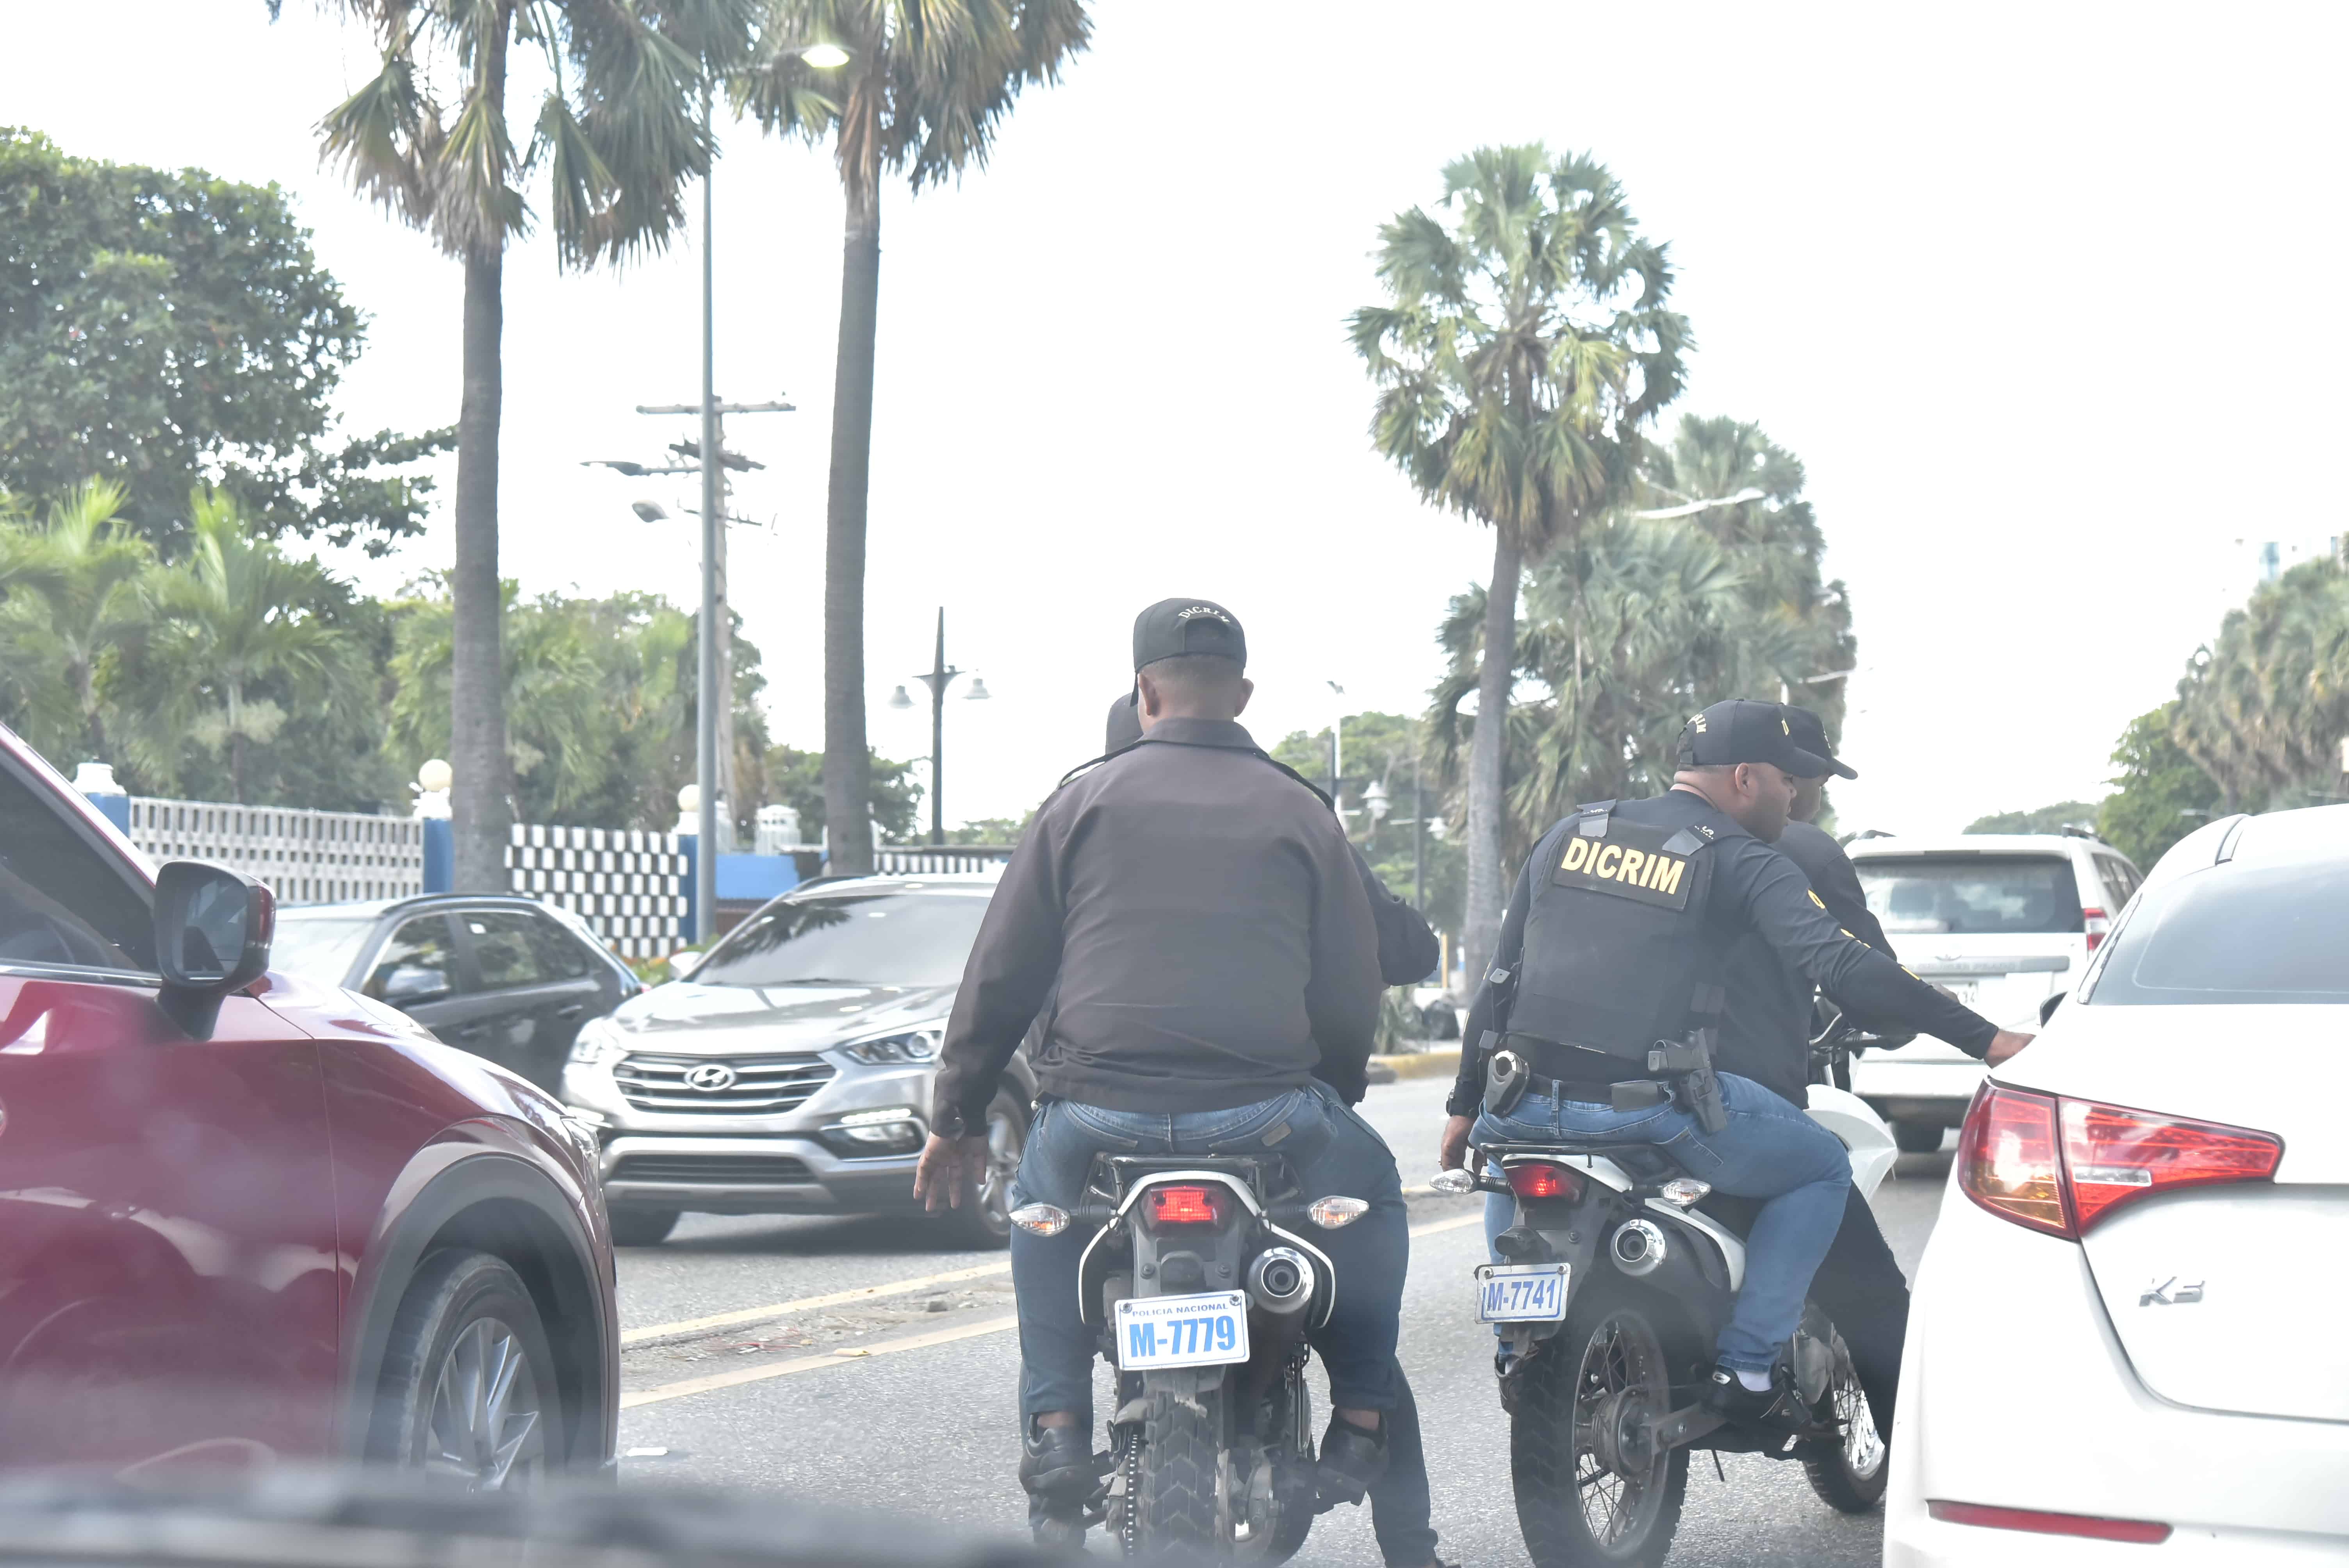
[1369,1048,1461,1082]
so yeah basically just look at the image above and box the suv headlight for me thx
[568,1016,627,1067]
[840,1026,942,1065]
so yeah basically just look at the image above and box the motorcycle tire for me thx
[1134,1384,1227,1553]
[1892,1120,1944,1156]
[1510,1282,1687,1568]
[1800,1345,1888,1514]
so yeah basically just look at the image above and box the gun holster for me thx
[1646,1033,1730,1134]
[1484,1047,1531,1117]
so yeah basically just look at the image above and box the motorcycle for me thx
[1431,1015,1902,1568]
[1008,1152,1369,1559]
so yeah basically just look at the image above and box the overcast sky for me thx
[7,2,2345,837]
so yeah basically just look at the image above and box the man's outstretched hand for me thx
[1985,1030,2034,1066]
[912,1132,990,1211]
[1438,1114,1474,1173]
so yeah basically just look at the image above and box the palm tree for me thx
[0,478,155,766]
[738,0,1090,873]
[144,492,355,802]
[1353,146,1690,981]
[303,0,757,888]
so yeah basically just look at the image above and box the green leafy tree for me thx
[739,0,1091,877]
[125,491,362,802]
[1271,712,1463,941]
[1351,146,1690,981]
[0,479,155,766]
[1964,802,2099,835]
[301,0,759,891]
[2172,557,2348,809]
[761,743,920,845]
[2098,705,2222,867]
[0,128,447,550]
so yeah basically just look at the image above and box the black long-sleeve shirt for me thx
[1716,818,1901,1105]
[935,718,1381,1135]
[1448,789,1997,1117]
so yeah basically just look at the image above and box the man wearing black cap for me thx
[919,598,1409,1540]
[1436,697,2032,1426]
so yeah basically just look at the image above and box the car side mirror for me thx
[154,861,274,1039]
[2039,991,2067,1026]
[381,965,453,1005]
[666,948,705,981]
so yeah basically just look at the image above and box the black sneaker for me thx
[1703,1364,1803,1432]
[1019,1422,1093,1501]
[1316,1415,1389,1509]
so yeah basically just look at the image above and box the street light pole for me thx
[925,609,948,846]
[1413,749,1425,912]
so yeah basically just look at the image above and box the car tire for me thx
[1892,1121,1944,1156]
[606,1205,682,1247]
[368,1249,562,1488]
[930,1094,1026,1251]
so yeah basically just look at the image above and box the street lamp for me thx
[893,608,987,846]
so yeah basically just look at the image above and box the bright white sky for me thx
[7,2,2345,836]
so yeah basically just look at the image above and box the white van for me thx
[1844,830,2143,1153]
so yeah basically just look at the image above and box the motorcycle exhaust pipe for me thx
[1609,1218,1668,1278]
[1248,1247,1313,1315]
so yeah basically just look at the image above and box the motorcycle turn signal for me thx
[1009,1203,1070,1237]
[1428,1168,1478,1196]
[1306,1196,1369,1229]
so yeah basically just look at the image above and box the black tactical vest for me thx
[1507,797,1749,1071]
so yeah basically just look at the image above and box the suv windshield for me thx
[2088,864,2349,1005]
[1855,854,2084,936]
[693,892,990,989]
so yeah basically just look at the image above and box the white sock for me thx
[1736,1368,1773,1393]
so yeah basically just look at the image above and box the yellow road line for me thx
[622,1315,1022,1408]
[620,1261,1013,1346]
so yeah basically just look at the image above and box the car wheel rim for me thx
[980,1110,1023,1236]
[422,1316,545,1490]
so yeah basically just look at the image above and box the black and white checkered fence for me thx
[125,797,426,905]
[872,845,1016,875]
[506,823,690,959]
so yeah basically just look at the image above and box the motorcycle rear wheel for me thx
[1800,1346,1887,1514]
[1134,1384,1228,1553]
[1510,1285,1688,1568]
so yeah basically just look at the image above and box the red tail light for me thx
[1505,1161,1584,1201]
[1149,1185,1221,1225]
[1929,1500,2171,1544]
[2082,907,2109,951]
[1958,1085,2282,1239]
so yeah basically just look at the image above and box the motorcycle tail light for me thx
[2060,1098,2280,1232]
[1506,1161,1583,1201]
[1150,1185,1221,1225]
[1958,1085,2282,1240]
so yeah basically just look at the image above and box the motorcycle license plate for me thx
[1114,1291,1251,1370]
[1476,1263,1570,1322]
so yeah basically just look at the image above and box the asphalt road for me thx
[611,1074,1956,1567]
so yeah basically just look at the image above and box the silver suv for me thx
[557,874,1034,1247]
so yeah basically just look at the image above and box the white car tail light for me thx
[1928,1500,2171,1544]
[2081,906,2109,951]
[1957,1085,2282,1239]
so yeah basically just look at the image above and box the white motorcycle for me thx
[1431,1016,1898,1568]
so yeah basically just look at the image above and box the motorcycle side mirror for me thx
[2039,991,2068,1026]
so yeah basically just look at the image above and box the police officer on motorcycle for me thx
[918,599,1410,1538]
[1437,698,2033,1423]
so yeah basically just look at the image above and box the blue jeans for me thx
[1009,1083,1407,1431]
[1472,1071,1850,1372]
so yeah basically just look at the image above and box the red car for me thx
[0,725,618,1484]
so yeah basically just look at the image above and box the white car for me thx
[1846,831,2144,1153]
[1884,804,2349,1564]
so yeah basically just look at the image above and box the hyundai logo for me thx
[685,1063,739,1093]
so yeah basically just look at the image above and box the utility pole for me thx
[1413,749,1425,913]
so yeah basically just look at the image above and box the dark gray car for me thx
[271,894,641,1090]
[557,874,1035,1249]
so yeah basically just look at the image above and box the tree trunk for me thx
[821,161,880,874]
[450,246,510,891]
[1463,526,1522,991]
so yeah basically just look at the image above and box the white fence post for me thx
[123,797,427,904]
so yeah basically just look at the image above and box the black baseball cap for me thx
[1133,597,1246,671]
[1675,698,1834,777]
[1779,704,1857,780]
[1105,689,1142,751]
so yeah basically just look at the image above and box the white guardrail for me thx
[125,797,426,905]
